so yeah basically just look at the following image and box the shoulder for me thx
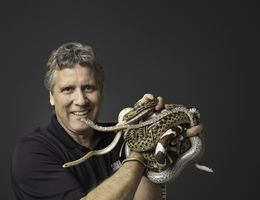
[11,126,65,177]
[14,126,58,156]
[11,127,86,199]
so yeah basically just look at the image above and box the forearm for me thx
[81,152,145,200]
[134,177,164,200]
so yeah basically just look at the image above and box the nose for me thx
[74,89,88,106]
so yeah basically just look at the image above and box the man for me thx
[11,42,203,200]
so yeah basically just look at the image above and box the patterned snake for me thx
[63,99,213,184]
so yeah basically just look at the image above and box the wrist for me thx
[128,151,145,161]
[122,152,151,172]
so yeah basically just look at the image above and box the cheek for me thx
[89,92,103,105]
[94,97,103,110]
[55,96,71,111]
[89,95,103,114]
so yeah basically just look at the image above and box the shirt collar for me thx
[46,114,102,150]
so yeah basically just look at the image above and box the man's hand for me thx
[138,93,203,137]
[186,123,203,137]
[137,94,164,111]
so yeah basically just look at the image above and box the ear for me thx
[49,91,55,106]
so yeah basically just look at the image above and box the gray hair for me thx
[44,42,105,92]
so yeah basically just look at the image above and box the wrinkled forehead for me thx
[53,64,101,89]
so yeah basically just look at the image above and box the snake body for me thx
[63,100,212,184]
[147,136,203,184]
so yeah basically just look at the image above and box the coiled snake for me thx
[63,99,213,185]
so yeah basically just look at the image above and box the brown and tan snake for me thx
[63,99,213,185]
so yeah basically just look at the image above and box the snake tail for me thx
[62,131,123,168]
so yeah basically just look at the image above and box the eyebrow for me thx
[59,84,74,91]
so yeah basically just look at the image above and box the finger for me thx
[139,93,155,104]
[155,96,164,111]
[185,123,203,137]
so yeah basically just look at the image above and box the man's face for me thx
[49,64,103,136]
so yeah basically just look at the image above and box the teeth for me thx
[73,111,89,116]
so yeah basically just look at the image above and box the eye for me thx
[61,86,74,93]
[83,85,95,92]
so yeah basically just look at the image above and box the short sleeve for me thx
[11,137,87,200]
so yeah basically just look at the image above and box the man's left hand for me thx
[138,93,203,137]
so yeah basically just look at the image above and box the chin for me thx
[71,124,91,134]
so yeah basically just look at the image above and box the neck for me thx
[56,117,94,148]
[68,130,94,148]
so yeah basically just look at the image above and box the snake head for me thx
[189,107,200,125]
[189,107,200,118]
[80,118,95,127]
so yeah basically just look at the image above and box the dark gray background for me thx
[1,0,258,199]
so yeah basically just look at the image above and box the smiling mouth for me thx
[71,110,91,116]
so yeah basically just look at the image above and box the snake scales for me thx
[63,99,213,184]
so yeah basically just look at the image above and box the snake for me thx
[63,99,213,184]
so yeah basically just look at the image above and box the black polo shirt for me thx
[11,115,124,200]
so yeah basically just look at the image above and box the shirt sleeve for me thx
[11,137,87,200]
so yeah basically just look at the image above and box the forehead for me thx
[53,64,98,87]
